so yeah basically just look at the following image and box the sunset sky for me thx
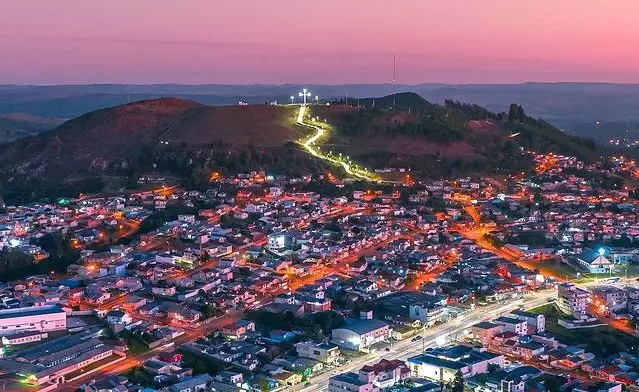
[2,0,638,84]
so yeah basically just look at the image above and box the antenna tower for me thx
[393,48,397,109]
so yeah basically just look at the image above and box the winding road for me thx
[296,105,378,182]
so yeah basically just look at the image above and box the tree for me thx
[532,190,544,203]
[449,371,464,392]
[543,377,561,392]
[0,249,33,270]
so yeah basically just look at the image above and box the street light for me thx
[299,89,311,105]
[290,96,295,105]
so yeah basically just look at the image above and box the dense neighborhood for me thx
[0,153,638,391]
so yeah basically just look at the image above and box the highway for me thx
[289,291,556,392]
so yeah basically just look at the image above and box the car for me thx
[411,336,423,342]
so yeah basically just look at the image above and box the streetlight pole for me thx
[299,89,311,105]
[290,96,295,105]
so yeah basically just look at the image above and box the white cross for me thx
[299,88,311,105]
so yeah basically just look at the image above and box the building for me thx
[471,322,503,344]
[359,359,410,389]
[331,318,392,352]
[295,341,340,364]
[168,374,213,392]
[510,310,545,334]
[407,345,504,383]
[493,316,528,336]
[328,372,379,392]
[574,248,615,274]
[557,283,589,320]
[0,305,66,336]
[591,286,627,314]
[379,292,447,327]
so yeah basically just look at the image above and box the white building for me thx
[0,305,66,336]
[510,310,545,334]
[493,316,528,336]
[407,345,504,383]
[574,248,615,274]
[295,341,340,364]
[410,304,446,327]
[557,283,589,320]
[331,319,392,352]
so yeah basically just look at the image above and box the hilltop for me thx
[0,94,596,202]
[0,98,320,202]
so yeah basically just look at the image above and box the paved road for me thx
[289,292,556,392]
[296,105,377,182]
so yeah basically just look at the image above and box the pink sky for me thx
[2,0,639,84]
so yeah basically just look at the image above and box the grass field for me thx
[529,303,639,357]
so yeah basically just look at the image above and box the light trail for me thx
[296,105,379,182]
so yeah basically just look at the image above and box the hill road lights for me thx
[299,88,311,105]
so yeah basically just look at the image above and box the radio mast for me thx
[393,48,397,109]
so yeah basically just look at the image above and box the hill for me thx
[0,94,597,202]
[313,93,597,176]
[0,113,64,144]
[0,98,321,203]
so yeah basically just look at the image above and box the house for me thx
[168,374,213,392]
[359,359,410,389]
[215,370,244,386]
[510,310,545,333]
[328,372,379,392]
[272,371,302,386]
[222,320,255,340]
[493,316,528,336]
[106,310,132,325]
[296,341,340,364]
[573,382,622,392]
[331,318,392,352]
[517,341,546,360]
[472,322,503,344]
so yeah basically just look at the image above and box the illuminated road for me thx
[289,292,556,392]
[296,105,378,182]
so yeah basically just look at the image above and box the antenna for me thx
[393,48,397,109]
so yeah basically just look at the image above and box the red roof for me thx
[360,359,407,374]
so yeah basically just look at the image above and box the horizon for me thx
[3,0,639,84]
[5,81,639,88]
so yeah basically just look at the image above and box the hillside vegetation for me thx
[313,93,596,176]
[0,94,597,202]
[0,113,63,144]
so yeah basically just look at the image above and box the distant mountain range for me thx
[0,92,595,203]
